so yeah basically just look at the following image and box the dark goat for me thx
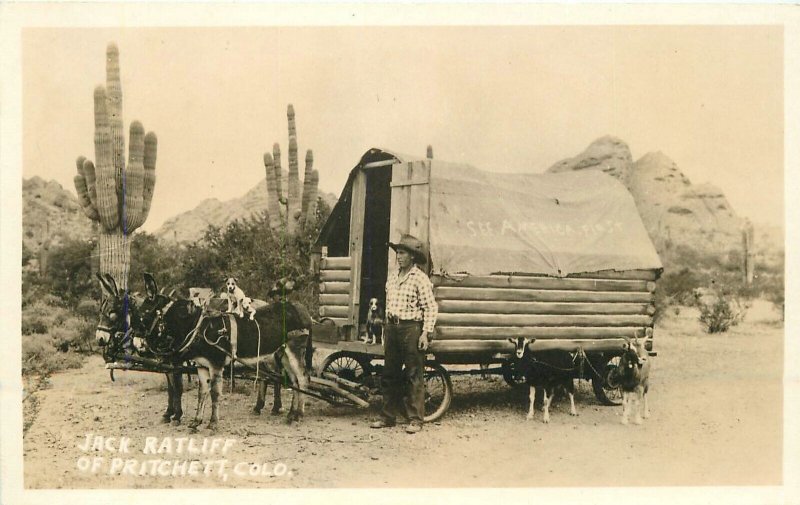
[617,338,651,425]
[508,337,577,423]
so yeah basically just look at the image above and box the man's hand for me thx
[418,332,430,351]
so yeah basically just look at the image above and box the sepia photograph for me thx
[1,3,797,504]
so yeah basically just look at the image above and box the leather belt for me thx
[386,315,419,325]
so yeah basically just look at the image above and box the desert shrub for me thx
[22,333,84,376]
[21,311,49,335]
[21,301,69,335]
[41,238,96,305]
[657,267,703,305]
[75,298,100,319]
[699,296,740,333]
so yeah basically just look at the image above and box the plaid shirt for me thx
[385,265,438,334]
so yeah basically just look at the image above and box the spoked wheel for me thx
[423,362,453,422]
[592,355,623,406]
[319,351,373,384]
[501,360,527,389]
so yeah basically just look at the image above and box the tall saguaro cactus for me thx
[263,104,319,236]
[73,43,158,291]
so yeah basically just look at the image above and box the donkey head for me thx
[95,273,144,363]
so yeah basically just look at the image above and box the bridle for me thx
[98,294,138,363]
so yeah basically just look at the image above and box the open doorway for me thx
[358,166,392,326]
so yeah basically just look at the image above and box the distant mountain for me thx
[23,137,782,273]
[22,177,94,256]
[547,136,750,259]
[154,178,338,243]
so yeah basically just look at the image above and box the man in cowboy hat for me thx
[370,234,438,434]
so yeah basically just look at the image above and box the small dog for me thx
[224,277,256,320]
[364,297,384,345]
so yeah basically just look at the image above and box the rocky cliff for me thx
[153,179,338,243]
[547,137,746,257]
[22,177,94,256]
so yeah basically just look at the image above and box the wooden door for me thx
[388,160,431,273]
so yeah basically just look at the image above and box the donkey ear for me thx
[143,273,158,299]
[97,273,116,298]
[103,273,119,296]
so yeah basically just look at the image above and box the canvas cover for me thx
[427,162,662,277]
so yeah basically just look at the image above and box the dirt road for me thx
[22,302,783,488]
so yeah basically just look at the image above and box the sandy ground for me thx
[22,301,784,488]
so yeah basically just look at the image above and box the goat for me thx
[617,337,651,425]
[508,337,577,423]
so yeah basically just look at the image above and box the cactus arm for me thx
[287,138,301,234]
[125,120,146,231]
[140,131,158,224]
[74,174,99,221]
[264,152,282,230]
[304,169,319,228]
[286,105,300,235]
[81,159,100,215]
[272,143,283,205]
[74,156,99,221]
[78,155,98,210]
[301,149,314,217]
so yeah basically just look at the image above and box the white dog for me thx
[224,277,256,320]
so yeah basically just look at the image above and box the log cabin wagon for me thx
[312,148,662,420]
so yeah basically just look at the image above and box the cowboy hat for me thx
[388,234,428,264]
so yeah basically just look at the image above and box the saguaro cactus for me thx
[263,104,319,236]
[73,43,158,291]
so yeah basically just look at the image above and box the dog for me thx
[363,297,384,345]
[223,277,256,320]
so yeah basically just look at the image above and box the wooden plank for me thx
[388,162,411,274]
[348,170,367,337]
[435,286,654,303]
[320,257,351,270]
[408,161,431,257]
[319,305,349,318]
[431,274,649,292]
[566,269,659,281]
[437,300,654,315]
[430,338,629,355]
[435,326,647,340]
[320,294,349,305]
[436,313,653,327]
[320,270,351,282]
[319,282,350,294]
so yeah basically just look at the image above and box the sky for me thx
[22,25,784,232]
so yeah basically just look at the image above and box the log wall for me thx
[318,256,352,326]
[431,272,658,352]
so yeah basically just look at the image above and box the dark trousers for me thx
[380,321,425,423]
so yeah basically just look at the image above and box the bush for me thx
[22,333,84,376]
[21,311,49,335]
[699,296,739,333]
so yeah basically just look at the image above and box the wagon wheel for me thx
[591,355,623,406]
[500,360,527,389]
[423,362,453,422]
[319,351,373,385]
